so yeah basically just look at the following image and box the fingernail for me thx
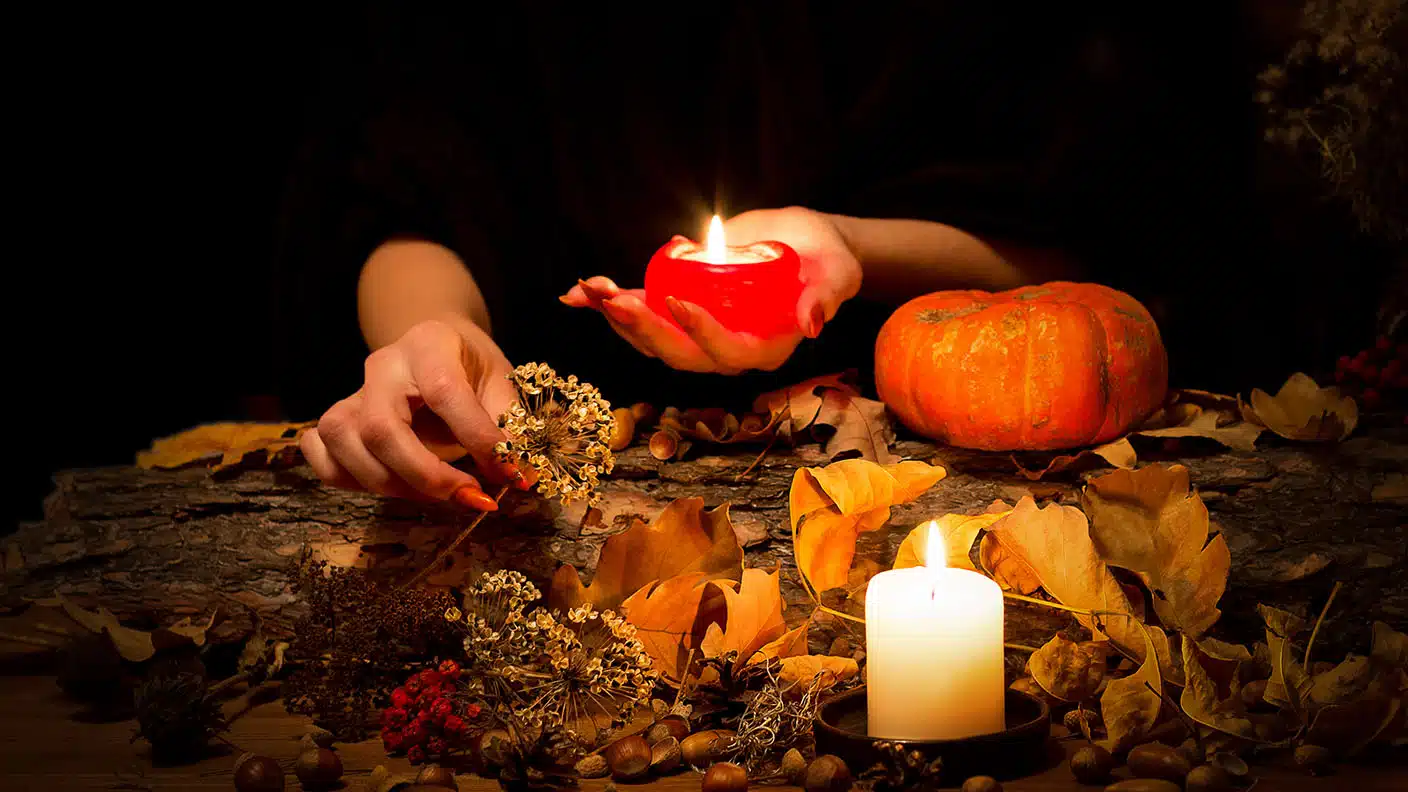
[602,298,634,326]
[665,296,693,328]
[502,459,532,490]
[805,304,826,338]
[453,486,499,511]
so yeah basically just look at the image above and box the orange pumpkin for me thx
[874,282,1168,451]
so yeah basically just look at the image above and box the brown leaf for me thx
[1306,667,1408,756]
[1100,625,1164,753]
[136,421,314,471]
[1132,407,1264,452]
[978,532,1042,594]
[700,567,788,671]
[893,511,1009,571]
[777,655,859,692]
[658,407,777,445]
[1241,372,1358,442]
[1081,464,1230,637]
[549,497,744,611]
[813,389,898,464]
[752,624,810,663]
[1258,604,1310,712]
[1028,635,1110,702]
[983,498,1144,658]
[753,371,861,432]
[1181,633,1259,741]
[790,459,947,592]
[1013,439,1137,480]
[55,594,213,663]
[1371,621,1408,670]
[621,573,728,681]
[1305,656,1376,709]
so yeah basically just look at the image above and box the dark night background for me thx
[8,3,1399,532]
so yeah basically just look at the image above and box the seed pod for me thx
[605,735,652,781]
[780,748,808,784]
[649,429,679,460]
[681,730,735,767]
[802,754,851,792]
[1185,764,1233,792]
[650,736,682,775]
[645,715,690,746]
[701,762,749,792]
[1126,743,1190,783]
[574,754,609,779]
[609,408,636,451]
[1070,744,1115,784]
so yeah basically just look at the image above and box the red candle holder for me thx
[644,229,804,339]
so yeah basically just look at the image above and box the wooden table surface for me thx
[0,676,1402,792]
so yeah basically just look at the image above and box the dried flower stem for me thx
[399,484,511,591]
[1304,581,1344,668]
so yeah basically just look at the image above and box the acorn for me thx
[1102,782,1181,792]
[650,736,682,775]
[681,729,735,767]
[1185,764,1233,792]
[1070,744,1115,784]
[605,734,652,781]
[649,429,680,460]
[1293,743,1333,775]
[802,754,851,792]
[702,762,749,792]
[414,764,457,788]
[645,715,690,746]
[1126,742,1190,783]
[961,776,1003,792]
[780,748,808,784]
[575,753,610,779]
[294,748,342,789]
[233,753,285,792]
[1064,708,1101,735]
[609,408,636,451]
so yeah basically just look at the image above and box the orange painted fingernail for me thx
[602,298,634,326]
[805,304,826,338]
[452,486,499,511]
[665,296,692,328]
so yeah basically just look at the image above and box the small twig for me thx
[1304,581,1344,668]
[735,416,785,482]
[1004,643,1041,654]
[400,484,511,590]
[0,631,59,648]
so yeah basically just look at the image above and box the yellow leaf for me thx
[136,421,314,471]
[751,624,810,664]
[549,497,744,611]
[1306,668,1408,756]
[790,459,947,592]
[1181,634,1259,741]
[1241,372,1358,442]
[621,573,728,681]
[1132,407,1264,452]
[978,532,1042,594]
[1081,464,1229,637]
[1100,625,1164,753]
[777,655,859,692]
[984,498,1144,658]
[1258,604,1310,712]
[699,567,788,672]
[1028,635,1109,703]
[893,511,1008,571]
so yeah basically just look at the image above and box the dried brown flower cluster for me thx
[495,362,615,506]
[447,570,658,746]
[1257,0,1407,239]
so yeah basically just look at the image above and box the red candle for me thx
[644,215,804,338]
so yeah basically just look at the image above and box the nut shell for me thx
[413,765,457,788]
[650,736,682,775]
[645,715,690,746]
[961,776,1003,792]
[1185,764,1233,792]
[681,729,735,767]
[1070,744,1115,784]
[609,408,636,451]
[1126,742,1190,783]
[233,754,285,792]
[605,735,652,781]
[649,429,680,460]
[294,748,342,788]
[575,753,609,779]
[802,754,851,792]
[702,762,749,792]
[1102,781,1182,792]
[780,748,808,784]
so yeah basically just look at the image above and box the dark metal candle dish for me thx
[813,686,1053,782]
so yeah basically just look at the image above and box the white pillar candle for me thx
[865,523,1006,740]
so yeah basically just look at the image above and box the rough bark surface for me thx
[4,425,1406,659]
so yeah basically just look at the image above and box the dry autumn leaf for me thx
[1013,439,1137,481]
[978,532,1042,594]
[658,406,777,445]
[56,594,215,663]
[1100,625,1164,754]
[1305,621,1408,755]
[790,459,947,592]
[700,567,788,672]
[1181,634,1259,741]
[753,624,810,664]
[777,655,860,693]
[1241,372,1358,442]
[621,572,728,681]
[893,511,1009,572]
[1081,464,1230,637]
[137,421,314,471]
[1028,635,1110,703]
[1258,604,1310,712]
[1132,407,1264,452]
[549,497,744,611]
[754,371,897,463]
[753,371,861,434]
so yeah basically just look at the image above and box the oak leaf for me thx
[752,624,810,663]
[790,460,947,592]
[893,511,1009,572]
[56,594,215,663]
[136,421,314,471]
[658,406,776,445]
[754,371,897,463]
[1100,625,1164,753]
[1181,634,1259,741]
[1028,635,1110,703]
[549,497,743,611]
[1081,464,1230,637]
[1131,407,1264,452]
[753,371,860,434]
[978,532,1041,594]
[621,573,728,681]
[700,567,788,672]
[1014,439,1136,480]
[1241,372,1358,442]
[777,654,860,693]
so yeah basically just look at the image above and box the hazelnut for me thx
[1293,744,1333,775]
[293,748,342,789]
[609,408,636,451]
[780,748,808,784]
[575,753,610,779]
[645,715,690,746]
[605,734,652,781]
[477,728,511,769]
[233,753,285,792]
[1126,742,1190,783]
[650,736,682,775]
[1176,737,1203,767]
[681,729,735,767]
[1070,744,1115,784]
[1185,764,1233,792]
[802,754,851,792]
[414,764,457,788]
[1102,781,1181,792]
[961,776,1003,792]
[702,762,749,792]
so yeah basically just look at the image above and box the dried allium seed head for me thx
[495,362,616,506]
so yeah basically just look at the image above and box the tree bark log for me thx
[4,425,1406,660]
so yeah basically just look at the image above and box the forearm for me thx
[827,215,1081,298]
[357,239,493,350]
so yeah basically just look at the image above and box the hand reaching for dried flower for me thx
[300,316,529,509]
[560,206,862,374]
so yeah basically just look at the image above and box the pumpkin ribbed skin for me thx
[874,282,1168,451]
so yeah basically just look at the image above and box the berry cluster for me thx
[1335,335,1408,412]
[379,660,483,766]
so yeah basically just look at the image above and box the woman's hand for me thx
[559,206,862,374]
[299,316,527,509]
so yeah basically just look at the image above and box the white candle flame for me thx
[705,214,726,264]
[922,520,945,569]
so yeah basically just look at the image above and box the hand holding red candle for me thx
[561,207,862,374]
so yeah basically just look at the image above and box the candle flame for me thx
[922,520,946,568]
[705,214,726,264]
